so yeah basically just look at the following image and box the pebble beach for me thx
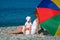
[0,26,60,40]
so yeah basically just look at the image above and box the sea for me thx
[0,0,42,27]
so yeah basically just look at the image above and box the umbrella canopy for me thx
[52,0,60,8]
[36,0,60,36]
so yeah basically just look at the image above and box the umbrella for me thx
[36,0,60,36]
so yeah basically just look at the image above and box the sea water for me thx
[0,0,42,27]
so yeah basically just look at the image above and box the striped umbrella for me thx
[36,0,60,36]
